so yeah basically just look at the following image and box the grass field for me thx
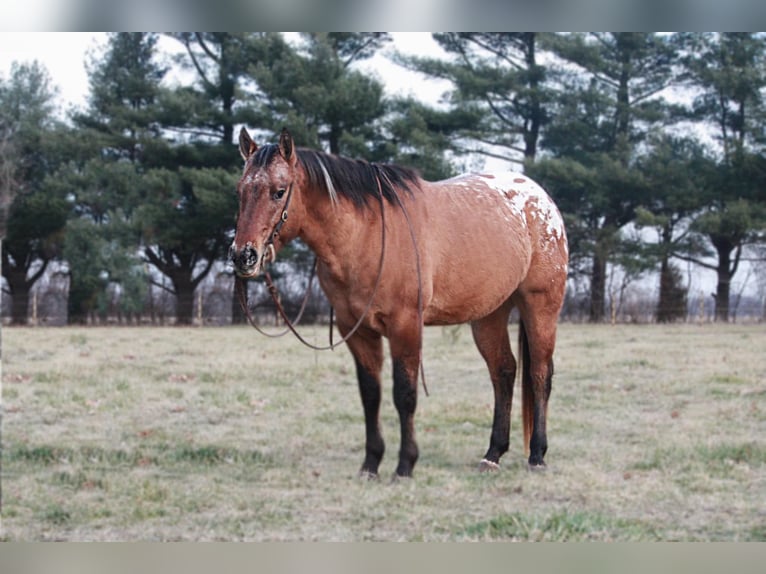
[1,322,765,541]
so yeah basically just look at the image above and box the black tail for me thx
[519,320,555,459]
[519,320,533,456]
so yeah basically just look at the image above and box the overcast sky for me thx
[0,32,450,115]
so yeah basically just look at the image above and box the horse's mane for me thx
[251,144,421,208]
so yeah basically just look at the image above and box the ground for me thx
[1,322,764,541]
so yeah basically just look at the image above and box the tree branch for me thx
[25,258,49,288]
[149,278,176,295]
[672,252,719,271]
[144,246,171,276]
[465,35,525,71]
[191,254,217,289]
[730,244,742,277]
[183,36,216,92]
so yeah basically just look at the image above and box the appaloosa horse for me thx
[230,127,568,479]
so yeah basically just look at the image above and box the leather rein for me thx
[235,171,428,395]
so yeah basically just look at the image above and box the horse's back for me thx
[418,171,567,324]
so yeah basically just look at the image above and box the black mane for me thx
[252,144,421,208]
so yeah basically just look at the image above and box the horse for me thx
[230,127,568,479]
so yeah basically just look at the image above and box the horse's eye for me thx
[272,189,286,201]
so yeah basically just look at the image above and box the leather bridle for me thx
[235,171,428,395]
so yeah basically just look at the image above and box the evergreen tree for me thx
[165,32,275,323]
[530,33,680,322]
[251,33,388,157]
[679,32,766,321]
[633,135,715,322]
[138,167,238,323]
[402,33,552,167]
[164,33,267,150]
[1,61,69,324]
[63,33,163,323]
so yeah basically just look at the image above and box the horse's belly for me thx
[423,272,520,325]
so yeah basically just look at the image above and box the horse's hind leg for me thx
[344,326,385,478]
[471,301,516,471]
[516,292,561,470]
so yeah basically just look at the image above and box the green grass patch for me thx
[698,442,766,468]
[748,524,766,541]
[709,374,748,385]
[170,445,268,465]
[629,448,667,471]
[459,510,661,541]
[5,443,270,468]
[40,504,72,526]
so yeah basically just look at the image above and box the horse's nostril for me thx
[234,243,258,270]
[244,246,258,267]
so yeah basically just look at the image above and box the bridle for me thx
[235,170,428,395]
[262,181,294,267]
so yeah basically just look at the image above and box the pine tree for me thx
[679,32,766,321]
[633,135,716,322]
[530,33,680,322]
[63,33,164,323]
[401,33,552,167]
[1,61,69,324]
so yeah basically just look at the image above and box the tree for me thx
[164,33,268,149]
[63,33,164,323]
[165,32,282,324]
[530,33,681,322]
[679,32,766,321]
[402,33,553,167]
[1,61,68,324]
[138,167,238,323]
[633,135,715,322]
[251,33,389,157]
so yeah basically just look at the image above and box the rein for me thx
[236,172,429,396]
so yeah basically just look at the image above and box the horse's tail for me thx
[519,319,533,457]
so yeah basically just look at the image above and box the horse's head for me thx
[230,127,300,278]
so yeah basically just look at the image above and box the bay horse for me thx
[230,127,568,479]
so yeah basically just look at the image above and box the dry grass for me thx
[2,323,765,541]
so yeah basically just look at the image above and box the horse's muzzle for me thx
[230,242,260,277]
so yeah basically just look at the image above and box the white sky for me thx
[0,32,451,115]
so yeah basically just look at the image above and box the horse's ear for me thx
[239,127,257,161]
[278,127,296,165]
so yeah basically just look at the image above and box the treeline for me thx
[1,33,765,326]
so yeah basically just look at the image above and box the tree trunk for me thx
[713,246,731,322]
[589,250,607,323]
[657,255,672,323]
[174,276,195,325]
[523,33,541,161]
[5,269,30,325]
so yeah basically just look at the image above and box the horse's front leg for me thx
[389,328,421,478]
[344,326,385,478]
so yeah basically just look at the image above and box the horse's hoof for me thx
[390,472,413,484]
[527,462,547,473]
[358,470,379,481]
[478,458,500,473]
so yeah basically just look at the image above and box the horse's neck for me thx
[297,191,375,276]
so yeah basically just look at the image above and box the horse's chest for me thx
[317,264,389,331]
